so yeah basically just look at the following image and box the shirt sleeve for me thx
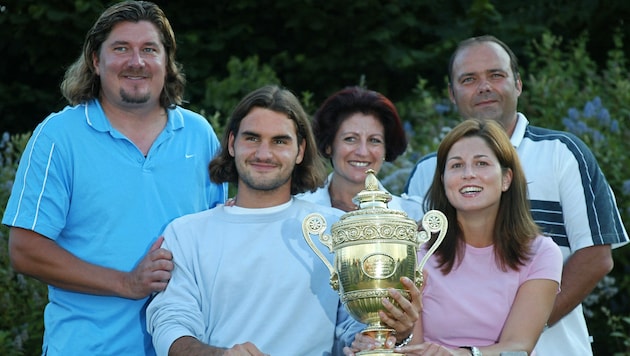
[146,222,206,356]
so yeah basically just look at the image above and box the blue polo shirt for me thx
[3,99,227,355]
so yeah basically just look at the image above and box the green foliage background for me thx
[1,0,629,355]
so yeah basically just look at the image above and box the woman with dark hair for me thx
[298,86,422,220]
[393,119,563,355]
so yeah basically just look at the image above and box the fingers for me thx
[349,332,380,353]
[376,276,423,340]
[397,342,452,356]
[149,236,173,263]
[149,236,165,252]
[225,342,269,355]
[123,238,175,298]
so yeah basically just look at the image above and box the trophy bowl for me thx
[302,170,447,355]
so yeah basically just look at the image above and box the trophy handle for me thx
[415,210,448,287]
[302,213,339,290]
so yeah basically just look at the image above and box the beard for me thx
[120,88,151,104]
[236,159,294,192]
[239,170,292,192]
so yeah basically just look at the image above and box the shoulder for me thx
[168,208,218,228]
[414,152,437,166]
[524,125,592,152]
[170,106,214,130]
[35,104,88,132]
[389,194,423,220]
[292,198,344,220]
[295,186,332,207]
[531,235,563,260]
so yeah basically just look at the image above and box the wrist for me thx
[395,333,413,347]
[460,346,482,356]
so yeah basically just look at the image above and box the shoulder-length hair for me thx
[424,119,539,273]
[209,85,326,195]
[60,1,185,108]
[312,86,407,162]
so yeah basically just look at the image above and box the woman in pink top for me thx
[388,119,562,356]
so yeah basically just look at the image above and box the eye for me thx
[143,47,158,54]
[245,136,259,142]
[460,77,474,84]
[273,138,288,145]
[343,136,357,143]
[113,46,127,53]
[450,162,462,169]
[369,137,384,144]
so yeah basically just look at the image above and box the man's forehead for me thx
[454,42,511,72]
[239,108,297,136]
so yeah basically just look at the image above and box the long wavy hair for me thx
[209,85,327,195]
[60,1,185,108]
[424,119,539,273]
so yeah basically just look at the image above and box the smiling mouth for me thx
[349,161,370,167]
[460,186,482,194]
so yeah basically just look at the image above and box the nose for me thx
[477,78,491,93]
[254,141,272,160]
[354,141,369,156]
[128,49,145,67]
[462,164,476,179]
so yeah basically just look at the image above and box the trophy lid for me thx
[354,169,392,209]
[331,169,418,247]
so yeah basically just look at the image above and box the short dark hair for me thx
[209,85,326,195]
[312,86,407,162]
[447,35,521,87]
[60,1,184,108]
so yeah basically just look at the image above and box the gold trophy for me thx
[302,169,447,355]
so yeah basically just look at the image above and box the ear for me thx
[515,76,523,98]
[448,84,456,104]
[295,139,306,165]
[324,145,332,157]
[227,131,236,157]
[92,52,100,76]
[502,168,513,192]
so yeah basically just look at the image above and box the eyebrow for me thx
[447,154,490,161]
[109,40,161,47]
[241,130,294,141]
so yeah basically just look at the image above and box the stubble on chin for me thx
[120,88,151,104]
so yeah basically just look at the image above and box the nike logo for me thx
[185,154,194,159]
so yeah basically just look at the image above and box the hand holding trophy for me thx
[302,169,447,355]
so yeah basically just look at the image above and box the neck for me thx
[457,210,496,247]
[234,185,292,209]
[328,174,363,212]
[101,100,167,155]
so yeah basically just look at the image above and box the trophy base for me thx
[356,351,404,356]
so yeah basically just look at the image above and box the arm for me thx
[169,336,266,356]
[9,227,172,299]
[397,279,558,356]
[548,244,612,325]
[488,278,558,354]
[550,134,620,324]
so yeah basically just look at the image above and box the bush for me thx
[0,132,47,356]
